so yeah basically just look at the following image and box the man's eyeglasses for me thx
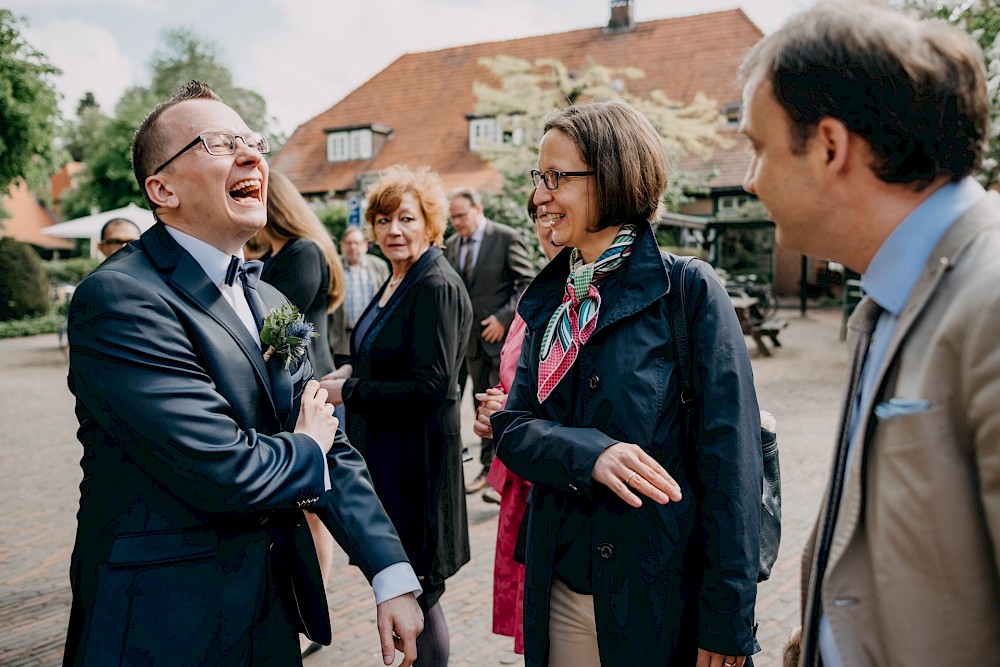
[152,132,270,175]
[100,239,133,247]
[530,169,595,190]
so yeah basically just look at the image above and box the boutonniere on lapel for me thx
[260,304,318,369]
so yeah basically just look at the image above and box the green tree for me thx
[63,93,110,163]
[899,0,1000,185]
[471,56,725,252]
[62,27,279,216]
[0,236,50,321]
[0,10,61,198]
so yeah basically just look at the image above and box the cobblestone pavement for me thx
[0,306,846,666]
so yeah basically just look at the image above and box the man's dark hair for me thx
[739,1,989,188]
[130,81,223,209]
[100,217,140,241]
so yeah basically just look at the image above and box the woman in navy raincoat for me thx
[492,101,762,667]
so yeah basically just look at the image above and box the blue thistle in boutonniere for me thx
[260,303,318,369]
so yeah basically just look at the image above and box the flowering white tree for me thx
[470,56,726,258]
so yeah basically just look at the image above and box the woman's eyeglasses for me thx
[530,169,595,190]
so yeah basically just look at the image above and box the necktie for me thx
[462,239,475,282]
[224,256,263,289]
[221,256,264,339]
[802,295,882,663]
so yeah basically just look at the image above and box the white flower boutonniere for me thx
[260,303,318,369]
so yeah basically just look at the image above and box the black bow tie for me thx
[224,256,263,289]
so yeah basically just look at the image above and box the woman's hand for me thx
[591,442,682,508]
[319,377,347,406]
[696,648,745,667]
[472,387,507,439]
[324,364,353,381]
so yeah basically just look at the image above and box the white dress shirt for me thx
[163,226,421,604]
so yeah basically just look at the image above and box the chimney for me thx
[606,0,635,33]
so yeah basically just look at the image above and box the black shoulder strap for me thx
[668,256,697,422]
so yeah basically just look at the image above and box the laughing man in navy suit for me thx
[63,81,423,666]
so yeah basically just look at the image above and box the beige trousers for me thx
[547,578,601,667]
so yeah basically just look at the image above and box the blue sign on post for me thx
[348,195,361,227]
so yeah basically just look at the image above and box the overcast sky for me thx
[10,0,818,135]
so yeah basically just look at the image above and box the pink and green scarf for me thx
[537,224,637,402]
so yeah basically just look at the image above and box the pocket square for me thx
[874,397,930,421]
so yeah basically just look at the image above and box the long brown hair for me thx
[265,172,345,311]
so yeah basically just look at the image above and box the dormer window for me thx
[721,102,742,128]
[468,116,524,151]
[325,124,392,163]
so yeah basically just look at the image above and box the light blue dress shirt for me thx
[819,176,986,665]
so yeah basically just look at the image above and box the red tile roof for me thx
[272,9,763,197]
[1,179,73,251]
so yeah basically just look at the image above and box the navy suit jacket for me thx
[64,222,408,665]
[445,220,534,359]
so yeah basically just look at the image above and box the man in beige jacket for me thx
[738,3,1000,666]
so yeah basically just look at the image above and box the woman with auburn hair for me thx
[492,101,762,667]
[320,165,473,666]
[255,170,346,659]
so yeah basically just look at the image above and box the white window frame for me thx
[326,128,374,162]
[717,194,751,213]
[326,132,349,162]
[469,117,501,151]
[468,116,525,151]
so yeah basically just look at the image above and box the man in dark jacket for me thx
[64,80,422,666]
[446,187,534,492]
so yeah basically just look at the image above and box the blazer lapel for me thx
[467,221,497,288]
[245,283,293,424]
[355,247,442,367]
[828,198,998,569]
[802,198,999,663]
[142,223,279,420]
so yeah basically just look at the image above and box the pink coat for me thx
[485,313,530,654]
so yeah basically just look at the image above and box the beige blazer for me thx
[797,192,1000,666]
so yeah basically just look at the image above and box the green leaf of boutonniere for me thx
[260,303,318,370]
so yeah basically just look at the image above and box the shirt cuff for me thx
[302,433,332,492]
[372,562,422,605]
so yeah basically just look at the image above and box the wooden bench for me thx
[750,318,788,357]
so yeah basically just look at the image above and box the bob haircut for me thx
[739,1,988,188]
[264,172,345,311]
[541,101,668,230]
[364,165,448,247]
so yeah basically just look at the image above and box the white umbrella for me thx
[42,203,156,258]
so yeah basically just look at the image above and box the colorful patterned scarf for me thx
[537,224,638,402]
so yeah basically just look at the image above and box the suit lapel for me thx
[828,199,997,570]
[802,197,999,663]
[246,284,293,424]
[467,221,496,288]
[142,223,279,421]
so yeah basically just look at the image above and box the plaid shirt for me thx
[344,262,376,329]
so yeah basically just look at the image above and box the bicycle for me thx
[720,271,778,321]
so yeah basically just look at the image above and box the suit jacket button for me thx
[588,375,601,391]
[258,514,270,525]
[597,542,615,560]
